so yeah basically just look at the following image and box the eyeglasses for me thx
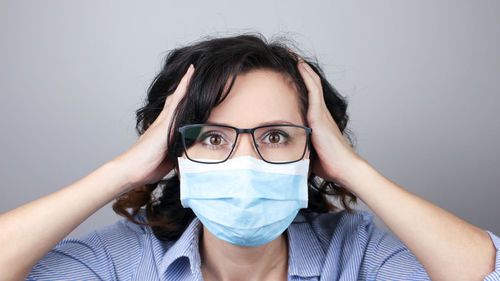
[178,123,312,164]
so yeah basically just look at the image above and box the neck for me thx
[199,226,289,281]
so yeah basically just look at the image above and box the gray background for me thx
[1,0,499,238]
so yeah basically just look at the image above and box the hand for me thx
[296,58,366,189]
[110,64,195,190]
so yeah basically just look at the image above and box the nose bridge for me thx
[230,131,260,159]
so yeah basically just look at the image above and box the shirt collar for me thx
[158,216,203,278]
[159,211,326,278]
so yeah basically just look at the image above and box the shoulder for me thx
[66,210,168,267]
[296,209,430,280]
[87,211,156,249]
[28,210,165,280]
[296,208,376,250]
[62,210,157,258]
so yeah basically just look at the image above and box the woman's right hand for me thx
[0,63,195,281]
[111,64,195,190]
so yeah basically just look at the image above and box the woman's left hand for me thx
[296,58,367,189]
[296,56,498,281]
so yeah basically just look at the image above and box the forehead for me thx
[206,69,304,128]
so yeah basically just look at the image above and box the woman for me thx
[1,33,499,281]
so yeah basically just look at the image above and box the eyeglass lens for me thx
[182,125,307,163]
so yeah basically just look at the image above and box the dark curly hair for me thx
[112,32,359,242]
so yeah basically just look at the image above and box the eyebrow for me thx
[205,120,297,127]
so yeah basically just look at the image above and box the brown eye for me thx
[210,135,222,145]
[268,132,280,143]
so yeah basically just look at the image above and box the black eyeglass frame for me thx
[178,123,312,164]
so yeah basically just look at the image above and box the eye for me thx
[268,132,281,143]
[199,131,228,147]
[208,134,222,145]
[261,130,289,145]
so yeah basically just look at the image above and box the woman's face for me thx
[181,68,310,168]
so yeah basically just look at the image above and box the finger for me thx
[156,64,195,126]
[163,64,195,110]
[174,64,195,96]
[297,61,324,108]
[300,60,321,85]
[165,64,195,141]
[286,48,299,61]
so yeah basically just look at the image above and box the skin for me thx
[180,69,310,281]
[0,59,496,281]
[189,60,498,281]
[295,58,497,280]
[0,66,196,281]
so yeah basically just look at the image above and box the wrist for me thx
[98,160,136,196]
[339,157,378,197]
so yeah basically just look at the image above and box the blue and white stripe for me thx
[27,208,500,280]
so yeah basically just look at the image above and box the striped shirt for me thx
[27,208,500,280]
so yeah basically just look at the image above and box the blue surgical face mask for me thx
[177,155,309,247]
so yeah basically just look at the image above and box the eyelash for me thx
[199,129,290,150]
[258,130,289,146]
[200,132,230,150]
